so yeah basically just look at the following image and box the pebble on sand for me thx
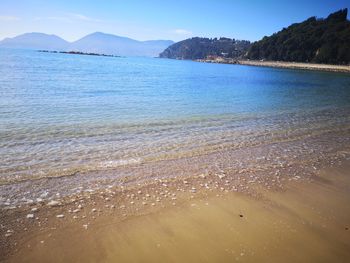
[56,214,64,218]
[217,174,226,179]
[5,230,13,237]
[26,214,35,219]
[47,200,61,207]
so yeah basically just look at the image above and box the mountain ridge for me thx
[0,32,174,57]
[0,32,69,50]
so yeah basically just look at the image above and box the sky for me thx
[0,0,349,42]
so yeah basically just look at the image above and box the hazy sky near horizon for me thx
[0,0,349,42]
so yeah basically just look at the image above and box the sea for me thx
[1,48,350,204]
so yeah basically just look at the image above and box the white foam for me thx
[98,158,142,168]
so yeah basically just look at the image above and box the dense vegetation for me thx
[246,9,350,64]
[159,37,251,59]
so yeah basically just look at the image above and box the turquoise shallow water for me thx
[1,49,350,184]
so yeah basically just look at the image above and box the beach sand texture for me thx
[3,162,350,263]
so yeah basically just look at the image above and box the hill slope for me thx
[246,9,350,64]
[159,37,251,60]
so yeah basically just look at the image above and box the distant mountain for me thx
[0,33,69,50]
[0,32,174,57]
[159,37,251,60]
[246,9,350,64]
[68,32,173,57]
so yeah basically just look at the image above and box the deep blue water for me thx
[1,49,350,183]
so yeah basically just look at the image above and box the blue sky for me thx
[0,0,349,42]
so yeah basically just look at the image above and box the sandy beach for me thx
[195,58,350,73]
[238,60,350,73]
[1,114,350,262]
[1,160,349,262]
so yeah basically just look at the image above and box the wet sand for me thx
[3,161,350,262]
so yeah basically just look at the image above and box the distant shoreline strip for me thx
[238,60,350,73]
[38,50,120,58]
[194,58,350,73]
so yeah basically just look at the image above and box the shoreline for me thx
[1,121,350,261]
[194,58,350,73]
[2,160,350,262]
[2,121,350,207]
[1,51,350,261]
[238,60,350,73]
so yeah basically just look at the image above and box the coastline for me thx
[2,160,350,262]
[238,60,350,73]
[194,58,350,73]
[0,122,350,262]
[1,51,350,262]
[1,116,350,261]
[1,4,350,262]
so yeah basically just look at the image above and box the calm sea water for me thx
[1,49,350,185]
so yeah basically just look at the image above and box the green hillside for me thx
[159,37,250,60]
[246,9,350,64]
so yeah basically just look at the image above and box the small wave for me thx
[98,158,142,168]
